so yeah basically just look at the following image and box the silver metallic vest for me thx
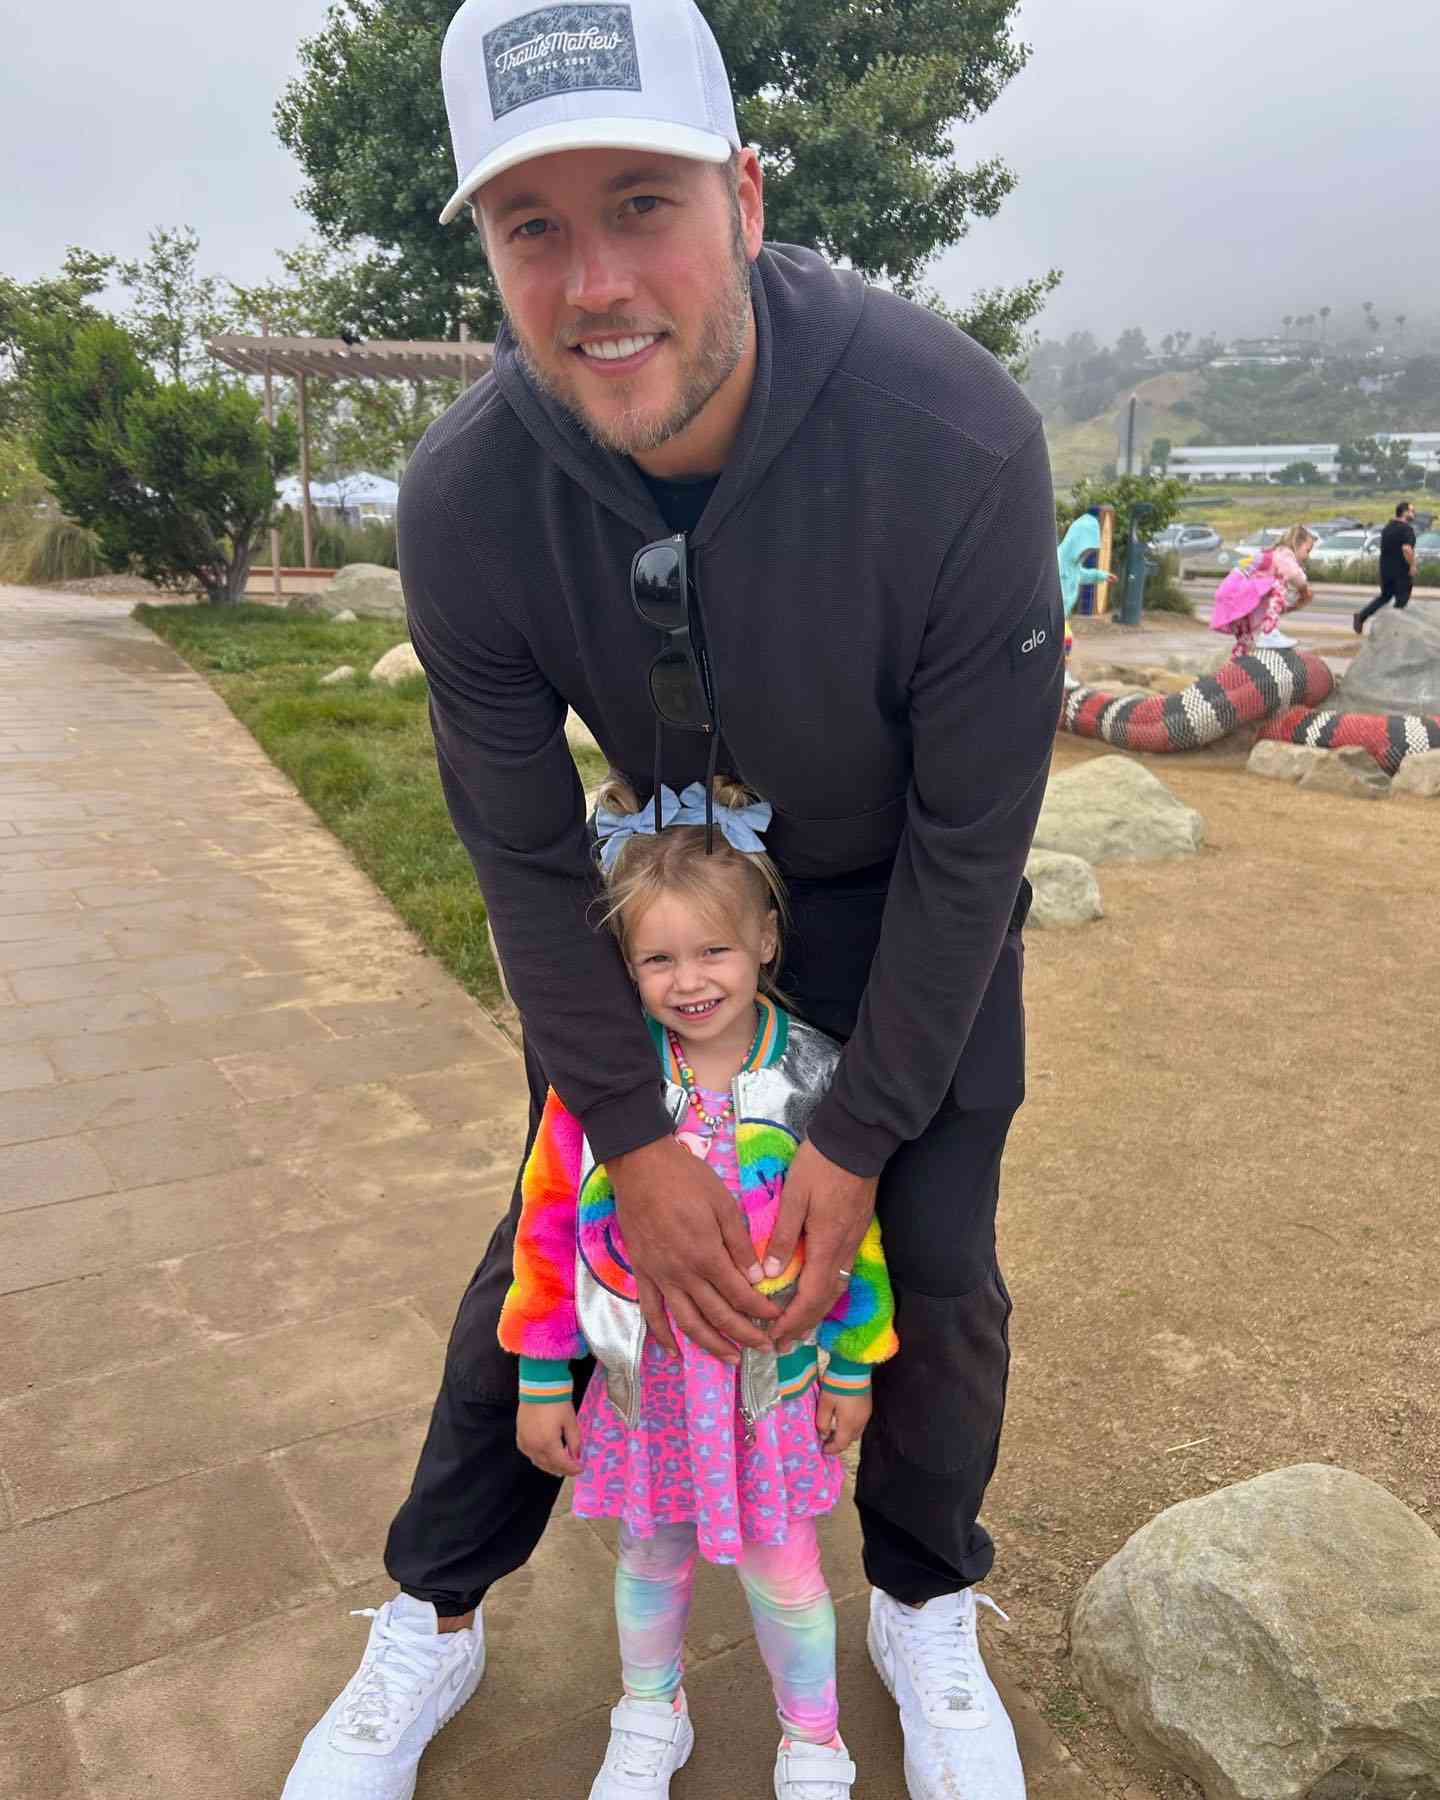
[575,1016,840,1427]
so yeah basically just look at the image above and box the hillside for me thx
[1043,372,1210,490]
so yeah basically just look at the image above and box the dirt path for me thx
[987,728,1440,1793]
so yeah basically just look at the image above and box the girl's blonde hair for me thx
[1275,524,1317,554]
[595,775,789,992]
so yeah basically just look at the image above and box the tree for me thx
[917,273,1061,380]
[1054,471,1186,565]
[118,227,227,382]
[31,319,296,603]
[1276,460,1323,486]
[1319,305,1331,344]
[0,248,116,436]
[1114,327,1149,366]
[1149,436,1172,474]
[1282,314,1293,340]
[275,0,1060,366]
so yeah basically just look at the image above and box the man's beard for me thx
[506,217,752,458]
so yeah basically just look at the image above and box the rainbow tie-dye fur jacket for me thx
[498,996,898,1428]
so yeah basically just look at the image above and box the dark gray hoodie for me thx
[399,243,1063,1175]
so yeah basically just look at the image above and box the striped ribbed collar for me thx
[646,993,788,1082]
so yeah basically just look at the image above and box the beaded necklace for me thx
[666,1029,736,1134]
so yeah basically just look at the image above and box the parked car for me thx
[1413,530,1440,567]
[1308,528,1382,571]
[1151,522,1223,559]
[1217,528,1291,569]
[1306,517,1362,537]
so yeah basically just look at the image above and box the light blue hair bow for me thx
[595,782,772,873]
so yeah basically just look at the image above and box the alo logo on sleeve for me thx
[1009,598,1062,674]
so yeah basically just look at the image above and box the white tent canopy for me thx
[276,471,400,514]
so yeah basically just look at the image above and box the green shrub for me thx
[275,509,397,569]
[1145,551,1195,617]
[0,505,108,583]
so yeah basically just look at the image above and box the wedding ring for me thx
[836,1267,853,1280]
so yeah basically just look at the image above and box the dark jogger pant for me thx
[1356,577,1413,626]
[384,867,1030,1614]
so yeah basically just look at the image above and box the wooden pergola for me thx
[207,329,495,589]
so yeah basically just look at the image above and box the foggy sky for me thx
[3,0,1437,347]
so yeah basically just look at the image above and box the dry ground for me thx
[985,729,1439,1794]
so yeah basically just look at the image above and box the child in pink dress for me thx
[499,777,897,1800]
[1209,525,1317,657]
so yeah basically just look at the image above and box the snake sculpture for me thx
[1060,647,1440,771]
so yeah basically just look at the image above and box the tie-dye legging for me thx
[615,1519,838,1743]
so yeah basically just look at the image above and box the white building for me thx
[1169,433,1440,483]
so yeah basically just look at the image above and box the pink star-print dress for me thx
[571,1085,845,1564]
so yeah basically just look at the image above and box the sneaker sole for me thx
[280,1648,486,1800]
[587,1713,694,1800]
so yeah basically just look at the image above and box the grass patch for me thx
[1041,1681,1092,1737]
[134,602,596,1008]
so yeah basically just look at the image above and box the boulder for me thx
[319,665,356,687]
[1395,749,1440,797]
[1248,742,1328,783]
[370,642,425,686]
[320,562,407,620]
[1034,756,1204,863]
[330,607,359,624]
[1341,607,1440,714]
[1297,745,1390,799]
[1070,1464,1440,1800]
[1025,850,1102,926]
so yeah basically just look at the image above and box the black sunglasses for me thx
[630,534,717,734]
[630,533,722,847]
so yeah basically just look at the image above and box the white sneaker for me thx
[868,1588,1025,1800]
[774,1737,857,1797]
[588,1693,695,1798]
[281,1594,485,1800]
[1256,628,1297,650]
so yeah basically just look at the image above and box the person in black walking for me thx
[1354,502,1417,632]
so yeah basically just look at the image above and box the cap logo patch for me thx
[485,3,642,120]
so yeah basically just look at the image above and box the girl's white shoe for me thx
[774,1737,858,1797]
[588,1692,695,1798]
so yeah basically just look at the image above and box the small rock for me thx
[1297,748,1389,799]
[1071,1464,1440,1800]
[319,665,356,686]
[370,642,424,686]
[1394,749,1440,798]
[1247,741,1327,783]
[330,608,358,624]
[1034,756,1204,863]
[1025,850,1102,926]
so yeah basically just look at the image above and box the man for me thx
[281,0,1062,1794]
[1354,501,1417,632]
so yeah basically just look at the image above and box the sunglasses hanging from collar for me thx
[630,532,721,851]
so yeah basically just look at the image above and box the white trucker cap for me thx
[438,0,740,223]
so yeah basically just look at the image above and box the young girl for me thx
[1209,524,1316,658]
[499,777,897,1800]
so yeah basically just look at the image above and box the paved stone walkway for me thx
[0,589,1106,1800]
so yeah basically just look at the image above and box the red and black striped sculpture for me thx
[1060,650,1336,753]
